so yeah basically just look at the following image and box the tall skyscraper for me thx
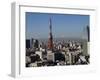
[86,25,90,42]
[26,39,30,49]
[48,18,53,50]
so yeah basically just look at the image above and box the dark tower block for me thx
[26,39,30,49]
[87,25,90,42]
[48,18,53,50]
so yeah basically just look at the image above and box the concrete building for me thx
[47,50,55,62]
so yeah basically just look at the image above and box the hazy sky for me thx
[26,12,89,39]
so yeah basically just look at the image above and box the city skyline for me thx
[26,12,89,39]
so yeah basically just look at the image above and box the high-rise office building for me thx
[86,25,90,42]
[26,39,30,48]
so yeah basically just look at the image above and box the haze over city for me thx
[26,12,89,40]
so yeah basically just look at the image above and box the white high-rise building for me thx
[47,50,55,62]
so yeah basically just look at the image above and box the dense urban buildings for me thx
[26,18,90,67]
